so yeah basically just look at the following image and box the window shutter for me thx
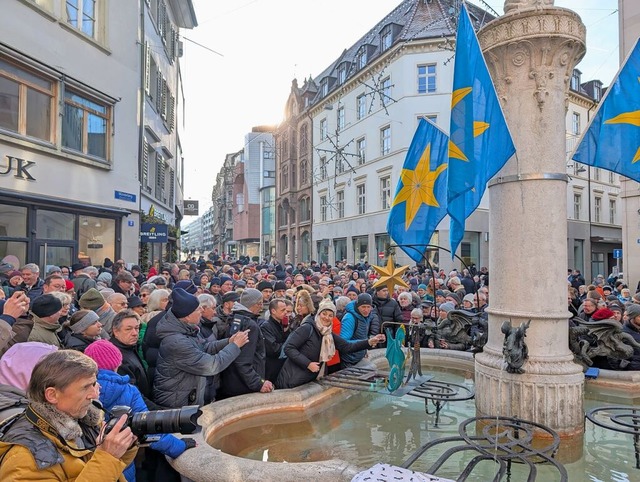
[144,42,151,94]
[142,138,149,188]
[156,71,163,112]
[169,168,175,205]
[169,93,175,131]
[161,79,167,120]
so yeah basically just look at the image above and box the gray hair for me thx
[49,291,72,306]
[198,293,216,308]
[28,350,97,403]
[111,309,140,331]
[411,308,423,318]
[147,289,170,312]
[397,292,413,303]
[139,283,157,295]
[83,266,99,277]
[21,263,39,274]
[335,296,351,312]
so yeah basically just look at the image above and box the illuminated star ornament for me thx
[372,256,410,293]
[392,143,447,230]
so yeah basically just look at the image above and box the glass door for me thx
[37,243,75,274]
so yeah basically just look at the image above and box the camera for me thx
[103,405,201,438]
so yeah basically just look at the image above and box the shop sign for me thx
[140,223,168,243]
[0,156,36,181]
[184,200,199,216]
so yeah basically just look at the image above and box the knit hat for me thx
[210,277,221,286]
[79,288,105,311]
[346,285,359,295]
[234,280,246,288]
[591,308,615,321]
[71,263,85,273]
[222,291,240,303]
[438,302,456,313]
[97,272,112,284]
[463,294,475,304]
[70,311,100,334]
[171,288,200,318]
[418,284,427,290]
[65,280,74,292]
[447,292,461,305]
[31,295,62,318]
[219,276,233,286]
[0,342,58,391]
[257,280,273,292]
[175,280,198,294]
[609,304,624,313]
[318,299,336,314]
[626,304,640,319]
[435,290,445,297]
[240,288,263,308]
[274,281,287,291]
[85,340,123,371]
[356,293,373,308]
[127,295,145,309]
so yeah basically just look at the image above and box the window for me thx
[65,0,97,38]
[572,112,580,135]
[337,191,345,218]
[320,118,327,140]
[281,165,289,190]
[155,153,165,202]
[337,107,345,131]
[570,70,581,91]
[300,197,311,222]
[338,65,347,85]
[593,83,602,102]
[357,184,366,215]
[236,193,245,212]
[291,162,297,189]
[63,89,110,160]
[142,138,152,192]
[300,125,308,150]
[381,77,392,107]
[594,196,601,223]
[593,168,600,181]
[320,195,328,222]
[381,27,392,51]
[423,114,438,125]
[355,48,367,70]
[336,157,344,174]
[380,176,391,210]
[321,80,328,97]
[380,126,391,155]
[609,199,617,224]
[0,58,54,142]
[320,157,327,180]
[357,137,366,164]
[263,150,274,159]
[357,94,366,120]
[300,160,309,185]
[573,193,581,220]
[609,171,616,184]
[417,64,437,94]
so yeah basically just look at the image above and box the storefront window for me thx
[460,232,480,268]
[0,206,27,237]
[0,241,26,267]
[353,236,368,263]
[79,216,115,266]
[36,210,75,240]
[375,234,390,266]
[40,245,74,274]
[334,238,347,263]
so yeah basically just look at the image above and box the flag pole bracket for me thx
[488,172,568,187]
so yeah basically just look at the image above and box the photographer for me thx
[0,350,137,480]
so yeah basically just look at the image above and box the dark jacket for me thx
[72,275,97,300]
[260,316,290,383]
[199,316,217,341]
[218,305,266,398]
[373,295,402,326]
[63,332,97,352]
[154,311,240,408]
[619,322,640,370]
[20,278,44,301]
[212,305,234,338]
[141,310,167,383]
[109,337,159,410]
[276,317,371,389]
[461,276,476,295]
[339,300,376,367]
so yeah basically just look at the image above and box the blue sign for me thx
[127,220,135,227]
[613,249,623,259]
[114,190,137,203]
[140,223,168,243]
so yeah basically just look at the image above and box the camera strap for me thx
[24,405,96,454]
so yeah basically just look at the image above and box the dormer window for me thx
[321,79,329,97]
[381,26,393,51]
[570,70,581,91]
[593,82,602,102]
[356,48,367,69]
[338,65,347,85]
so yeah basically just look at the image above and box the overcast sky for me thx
[180,0,619,223]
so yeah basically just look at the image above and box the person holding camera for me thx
[0,350,137,481]
[85,340,196,481]
[260,298,291,383]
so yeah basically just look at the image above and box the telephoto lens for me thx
[130,405,202,437]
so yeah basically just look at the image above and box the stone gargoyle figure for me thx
[504,0,553,15]
[568,317,640,369]
[501,319,531,374]
[437,310,488,352]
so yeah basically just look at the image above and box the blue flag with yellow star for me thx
[447,3,515,256]
[573,39,640,182]
[387,118,448,263]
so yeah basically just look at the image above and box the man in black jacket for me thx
[219,289,272,398]
[260,299,290,383]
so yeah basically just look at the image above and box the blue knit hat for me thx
[171,288,200,318]
[175,280,198,294]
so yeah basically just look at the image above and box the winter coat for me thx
[339,300,376,367]
[618,322,640,370]
[199,316,217,341]
[141,309,166,383]
[109,337,159,410]
[154,311,240,408]
[211,305,234,338]
[218,306,266,398]
[20,278,44,301]
[276,317,371,389]
[97,369,187,482]
[63,331,98,352]
[27,315,62,348]
[0,402,137,481]
[373,295,402,326]
[260,316,291,383]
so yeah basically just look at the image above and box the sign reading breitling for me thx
[0,155,36,181]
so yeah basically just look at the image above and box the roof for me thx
[309,0,495,105]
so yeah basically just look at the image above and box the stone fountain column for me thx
[474,0,586,459]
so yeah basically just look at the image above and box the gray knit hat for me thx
[240,288,263,308]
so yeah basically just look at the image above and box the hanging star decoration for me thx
[392,142,447,230]
[372,256,410,293]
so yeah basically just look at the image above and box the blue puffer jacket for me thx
[97,369,187,482]
[339,300,375,367]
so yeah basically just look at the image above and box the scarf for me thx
[314,315,336,363]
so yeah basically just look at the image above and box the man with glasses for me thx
[107,293,129,314]
[43,275,68,294]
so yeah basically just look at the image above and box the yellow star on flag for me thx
[605,110,640,163]
[392,143,447,230]
[371,256,410,293]
[449,87,492,161]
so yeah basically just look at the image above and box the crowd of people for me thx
[0,255,637,480]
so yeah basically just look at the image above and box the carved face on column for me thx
[504,0,553,15]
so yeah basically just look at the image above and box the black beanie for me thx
[31,295,63,318]
[356,293,373,308]
[170,288,200,318]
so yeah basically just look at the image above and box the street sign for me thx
[114,190,136,203]
[378,252,385,259]
[613,249,622,259]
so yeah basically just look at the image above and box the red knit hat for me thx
[65,280,74,292]
[85,340,122,371]
[590,308,615,321]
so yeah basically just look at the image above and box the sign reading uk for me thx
[140,223,168,243]
[0,156,36,181]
